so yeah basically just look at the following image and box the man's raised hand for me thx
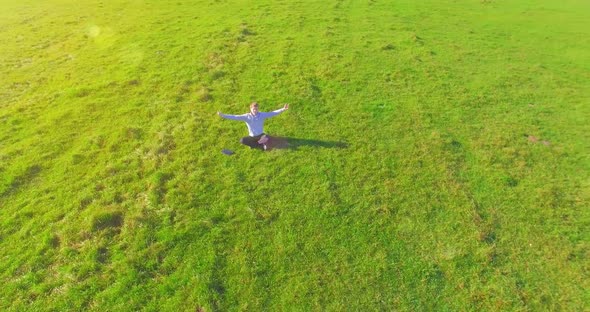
[283,104,289,110]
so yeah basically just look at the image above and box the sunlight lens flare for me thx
[86,24,116,48]
[120,47,145,68]
[87,25,101,38]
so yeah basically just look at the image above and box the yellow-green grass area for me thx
[1,0,588,310]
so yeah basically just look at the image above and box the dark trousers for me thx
[240,133,265,149]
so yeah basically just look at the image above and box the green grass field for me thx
[1,0,589,310]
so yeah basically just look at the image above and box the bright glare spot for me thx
[89,26,117,48]
[88,25,101,38]
[123,50,144,67]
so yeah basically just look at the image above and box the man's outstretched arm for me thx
[261,104,289,118]
[217,111,248,121]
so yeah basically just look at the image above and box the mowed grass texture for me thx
[1,0,589,310]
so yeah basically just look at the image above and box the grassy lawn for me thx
[1,0,588,310]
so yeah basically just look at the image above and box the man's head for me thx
[250,102,259,115]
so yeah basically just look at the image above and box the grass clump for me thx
[90,211,124,232]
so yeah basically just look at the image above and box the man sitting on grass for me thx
[217,102,289,151]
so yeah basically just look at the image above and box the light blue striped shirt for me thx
[220,108,286,136]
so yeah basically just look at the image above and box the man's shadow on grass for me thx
[267,136,348,151]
